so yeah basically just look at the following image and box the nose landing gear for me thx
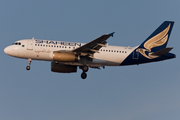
[80,66,89,79]
[26,59,32,70]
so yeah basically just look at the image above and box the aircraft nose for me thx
[4,46,11,55]
[4,47,8,54]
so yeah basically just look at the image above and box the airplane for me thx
[4,21,176,79]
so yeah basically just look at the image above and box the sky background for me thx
[1,0,180,120]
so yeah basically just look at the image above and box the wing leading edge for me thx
[72,32,115,58]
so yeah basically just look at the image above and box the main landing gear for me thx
[26,59,32,70]
[80,66,89,79]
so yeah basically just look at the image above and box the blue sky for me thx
[1,0,180,120]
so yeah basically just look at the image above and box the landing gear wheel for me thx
[26,59,32,71]
[26,66,30,70]
[82,66,88,72]
[81,72,87,79]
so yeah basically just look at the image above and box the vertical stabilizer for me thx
[121,21,175,65]
[138,21,174,52]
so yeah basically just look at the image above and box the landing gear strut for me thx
[80,66,89,79]
[26,59,32,70]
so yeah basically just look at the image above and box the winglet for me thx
[109,32,115,37]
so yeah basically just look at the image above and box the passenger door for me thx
[27,40,33,50]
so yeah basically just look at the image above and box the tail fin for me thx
[121,21,175,65]
[138,21,174,52]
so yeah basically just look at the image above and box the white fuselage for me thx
[4,39,137,67]
[3,22,176,79]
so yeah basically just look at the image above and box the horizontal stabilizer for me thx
[151,47,173,56]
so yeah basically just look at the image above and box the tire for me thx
[26,66,30,70]
[81,72,87,79]
[82,66,88,72]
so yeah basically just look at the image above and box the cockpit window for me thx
[13,42,21,45]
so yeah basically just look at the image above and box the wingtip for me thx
[109,32,115,37]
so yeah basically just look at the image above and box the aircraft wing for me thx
[73,32,114,58]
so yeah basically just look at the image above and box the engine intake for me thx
[53,52,80,62]
[51,62,77,73]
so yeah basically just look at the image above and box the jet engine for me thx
[51,62,77,73]
[53,52,80,62]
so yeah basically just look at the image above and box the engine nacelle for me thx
[51,62,77,73]
[53,52,80,62]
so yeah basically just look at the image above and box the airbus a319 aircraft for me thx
[4,21,176,79]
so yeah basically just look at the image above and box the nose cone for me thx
[4,46,14,56]
[4,46,10,55]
